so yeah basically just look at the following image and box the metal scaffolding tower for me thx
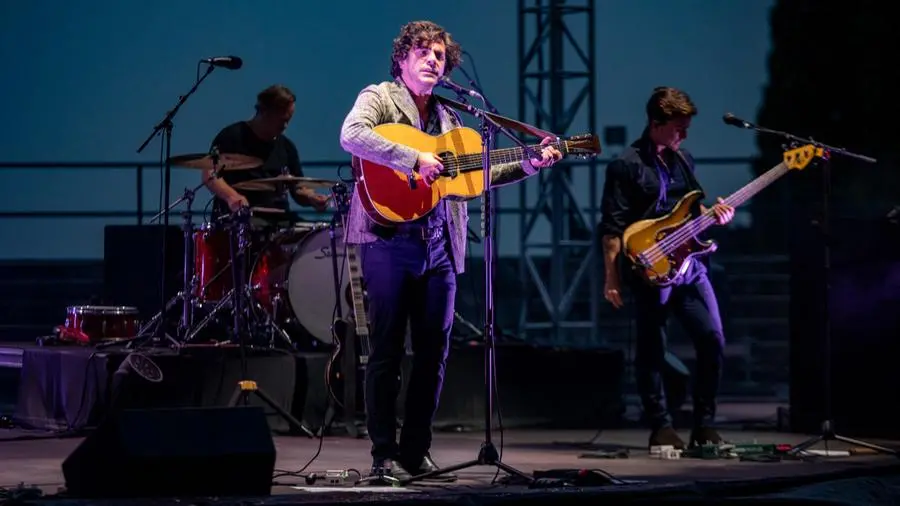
[517,0,599,345]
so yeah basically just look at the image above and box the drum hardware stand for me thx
[717,116,893,457]
[135,62,218,348]
[398,85,546,487]
[248,290,296,350]
[226,208,316,438]
[181,257,296,348]
[131,156,225,350]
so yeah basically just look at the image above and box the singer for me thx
[339,20,562,484]
[598,86,734,450]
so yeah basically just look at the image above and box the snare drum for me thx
[251,224,351,346]
[59,305,140,344]
[193,222,233,303]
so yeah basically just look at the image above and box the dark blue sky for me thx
[0,0,774,259]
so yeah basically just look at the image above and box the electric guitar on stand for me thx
[325,238,371,413]
[354,123,601,225]
[623,143,828,287]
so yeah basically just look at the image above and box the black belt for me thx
[373,224,445,241]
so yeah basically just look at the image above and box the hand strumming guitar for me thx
[416,152,443,186]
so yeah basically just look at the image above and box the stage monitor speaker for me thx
[789,213,900,439]
[62,406,276,498]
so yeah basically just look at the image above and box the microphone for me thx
[200,56,243,70]
[722,113,753,129]
[209,145,220,167]
[437,76,480,97]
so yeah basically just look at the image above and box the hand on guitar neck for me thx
[700,197,735,226]
[414,136,563,187]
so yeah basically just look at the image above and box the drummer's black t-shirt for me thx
[209,121,304,219]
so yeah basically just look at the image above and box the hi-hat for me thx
[232,176,337,192]
[169,153,263,171]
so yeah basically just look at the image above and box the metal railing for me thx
[0,161,352,222]
[0,157,791,396]
[0,157,761,221]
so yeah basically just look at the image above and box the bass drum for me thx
[254,225,352,347]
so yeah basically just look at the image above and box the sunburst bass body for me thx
[622,190,717,287]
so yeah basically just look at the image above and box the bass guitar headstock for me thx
[784,144,829,171]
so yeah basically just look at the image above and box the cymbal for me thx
[169,153,263,171]
[232,176,338,192]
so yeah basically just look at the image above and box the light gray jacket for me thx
[339,79,539,274]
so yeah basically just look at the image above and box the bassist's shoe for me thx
[649,426,685,450]
[689,427,724,448]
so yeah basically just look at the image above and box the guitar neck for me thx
[345,244,371,358]
[455,139,568,171]
[686,161,790,236]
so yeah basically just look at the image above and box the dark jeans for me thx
[360,233,456,462]
[630,259,725,430]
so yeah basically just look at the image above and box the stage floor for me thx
[1,427,899,504]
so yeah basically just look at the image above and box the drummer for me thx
[202,84,329,227]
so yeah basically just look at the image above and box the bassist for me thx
[598,86,734,451]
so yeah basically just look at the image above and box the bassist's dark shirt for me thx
[598,129,704,239]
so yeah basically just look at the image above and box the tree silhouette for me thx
[750,0,897,252]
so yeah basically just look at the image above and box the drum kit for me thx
[57,148,354,351]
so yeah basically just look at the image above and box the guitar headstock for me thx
[784,144,829,171]
[562,134,602,159]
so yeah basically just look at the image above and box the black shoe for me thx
[364,458,411,486]
[689,426,723,448]
[400,453,458,483]
[648,426,685,450]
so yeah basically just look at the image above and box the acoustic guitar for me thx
[354,123,601,225]
[623,143,828,287]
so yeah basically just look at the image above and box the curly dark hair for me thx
[390,20,463,78]
[645,86,697,125]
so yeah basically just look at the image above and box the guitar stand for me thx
[225,207,315,438]
[327,182,362,439]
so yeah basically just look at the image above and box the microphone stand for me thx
[226,206,315,438]
[135,64,217,343]
[730,118,892,457]
[400,88,541,487]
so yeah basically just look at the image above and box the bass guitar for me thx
[355,123,601,225]
[623,143,827,287]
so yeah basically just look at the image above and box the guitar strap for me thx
[434,95,557,140]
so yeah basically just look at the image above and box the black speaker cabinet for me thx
[103,225,184,320]
[789,214,900,439]
[62,406,276,498]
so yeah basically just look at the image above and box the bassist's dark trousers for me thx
[629,258,725,430]
[359,227,456,463]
